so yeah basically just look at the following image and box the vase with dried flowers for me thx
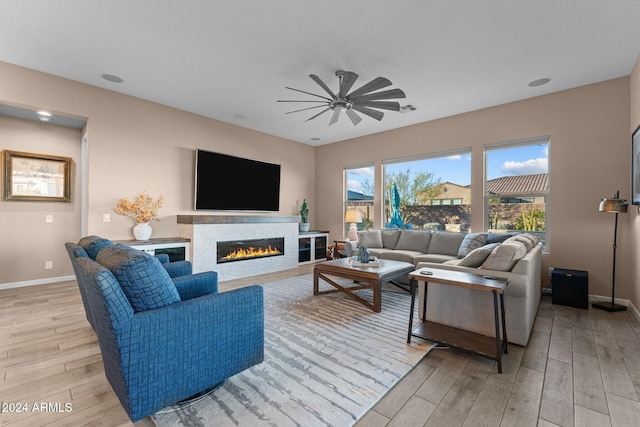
[115,192,164,240]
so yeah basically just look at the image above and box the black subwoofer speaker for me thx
[551,268,588,309]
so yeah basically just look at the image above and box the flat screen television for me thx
[194,149,281,211]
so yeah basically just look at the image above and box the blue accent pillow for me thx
[78,235,115,260]
[97,244,180,312]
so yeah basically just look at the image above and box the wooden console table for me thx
[407,268,509,373]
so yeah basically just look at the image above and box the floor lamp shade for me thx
[593,191,628,312]
[345,210,362,241]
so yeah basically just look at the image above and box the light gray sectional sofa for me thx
[350,229,542,346]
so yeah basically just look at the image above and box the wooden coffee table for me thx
[313,258,415,312]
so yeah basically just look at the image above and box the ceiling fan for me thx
[277,70,406,126]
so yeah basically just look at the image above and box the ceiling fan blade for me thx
[356,100,401,111]
[338,71,359,99]
[345,109,362,126]
[309,74,337,100]
[352,104,385,121]
[277,100,328,103]
[353,88,406,101]
[284,86,333,101]
[329,109,341,126]
[305,107,331,122]
[285,104,330,115]
[347,77,392,99]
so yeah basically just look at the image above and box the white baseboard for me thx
[590,293,640,323]
[0,275,75,290]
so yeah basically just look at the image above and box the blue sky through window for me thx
[347,143,548,195]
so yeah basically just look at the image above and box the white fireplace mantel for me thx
[178,215,300,281]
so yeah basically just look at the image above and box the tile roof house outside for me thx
[486,173,549,195]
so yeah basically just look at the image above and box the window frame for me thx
[344,163,376,235]
[382,147,472,229]
[483,136,550,250]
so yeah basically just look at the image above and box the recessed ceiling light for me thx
[233,113,248,120]
[528,78,551,87]
[37,110,52,117]
[101,74,123,83]
[38,116,51,122]
[310,137,321,142]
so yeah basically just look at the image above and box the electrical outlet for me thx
[45,261,53,269]
[45,214,54,223]
[103,213,111,222]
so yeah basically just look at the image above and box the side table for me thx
[407,268,509,373]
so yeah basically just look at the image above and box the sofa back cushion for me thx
[396,230,432,253]
[480,240,527,271]
[457,243,500,267]
[506,233,539,251]
[78,235,115,260]
[358,230,384,248]
[380,229,401,249]
[457,232,488,258]
[427,232,466,256]
[97,244,181,312]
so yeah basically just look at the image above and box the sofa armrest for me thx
[340,241,356,257]
[173,271,218,299]
[154,253,170,263]
[162,260,193,278]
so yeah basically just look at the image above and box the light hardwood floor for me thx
[1,265,639,426]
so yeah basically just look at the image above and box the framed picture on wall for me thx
[2,150,72,202]
[634,125,640,205]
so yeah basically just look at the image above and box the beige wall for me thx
[0,61,315,285]
[0,117,83,283]
[629,56,640,312]
[316,77,632,299]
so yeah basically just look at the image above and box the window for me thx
[485,138,549,246]
[344,165,375,235]
[383,150,471,231]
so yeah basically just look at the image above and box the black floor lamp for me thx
[592,190,628,312]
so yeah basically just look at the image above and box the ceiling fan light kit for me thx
[278,70,406,126]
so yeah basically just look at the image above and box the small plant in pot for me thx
[299,199,310,232]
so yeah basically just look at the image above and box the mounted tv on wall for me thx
[194,149,281,211]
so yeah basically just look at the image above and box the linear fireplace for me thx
[217,237,285,264]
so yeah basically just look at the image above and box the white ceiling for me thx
[2,1,640,146]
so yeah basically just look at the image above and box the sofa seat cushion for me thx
[395,230,432,253]
[359,230,384,248]
[480,240,527,271]
[379,250,424,264]
[427,232,466,256]
[97,244,181,312]
[414,253,459,264]
[78,235,115,260]
[367,247,388,258]
[457,243,500,267]
[457,232,488,258]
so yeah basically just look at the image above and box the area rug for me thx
[152,274,434,427]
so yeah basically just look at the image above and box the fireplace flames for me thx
[221,245,282,261]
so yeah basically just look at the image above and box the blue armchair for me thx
[65,239,264,422]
